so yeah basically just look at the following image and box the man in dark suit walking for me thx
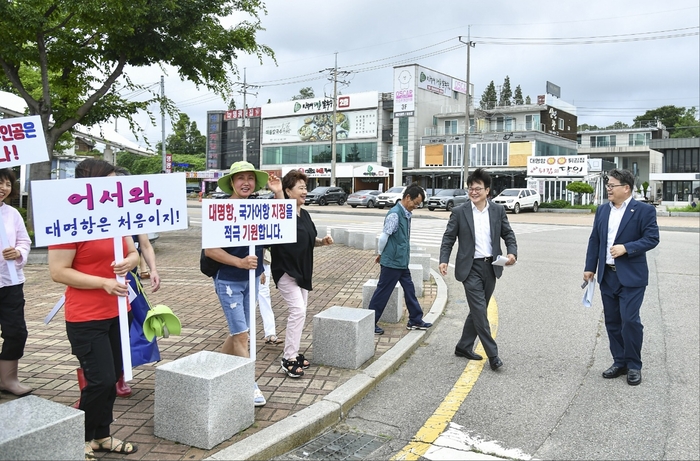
[439,168,517,371]
[584,169,659,386]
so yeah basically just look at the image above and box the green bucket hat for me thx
[217,161,269,196]
[143,305,182,342]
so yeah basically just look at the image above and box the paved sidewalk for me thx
[10,226,437,460]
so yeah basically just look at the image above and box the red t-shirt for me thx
[49,237,131,322]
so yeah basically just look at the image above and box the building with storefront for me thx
[649,137,700,203]
[259,91,392,193]
[577,123,666,199]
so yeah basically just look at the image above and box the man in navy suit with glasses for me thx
[584,168,659,386]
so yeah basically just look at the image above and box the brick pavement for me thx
[7,226,436,460]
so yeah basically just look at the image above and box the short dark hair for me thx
[282,170,308,199]
[75,158,116,179]
[0,168,19,200]
[114,166,131,176]
[403,183,425,201]
[467,168,491,189]
[607,169,635,190]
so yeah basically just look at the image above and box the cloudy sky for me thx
[119,0,699,149]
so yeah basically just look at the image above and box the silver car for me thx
[347,190,381,208]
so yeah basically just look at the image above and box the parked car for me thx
[211,187,229,199]
[253,191,275,199]
[376,186,406,209]
[426,188,469,211]
[186,184,201,194]
[493,188,541,213]
[347,190,381,208]
[304,186,347,206]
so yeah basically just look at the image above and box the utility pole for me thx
[459,29,475,188]
[331,53,338,186]
[161,75,166,173]
[325,53,350,187]
[238,68,258,165]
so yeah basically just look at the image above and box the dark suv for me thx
[304,186,347,206]
[426,188,468,211]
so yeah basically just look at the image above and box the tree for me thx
[633,105,686,131]
[499,76,513,106]
[578,123,601,131]
[513,85,524,105]
[479,81,497,109]
[525,95,531,104]
[671,107,700,138]
[291,87,315,101]
[606,121,630,130]
[566,181,594,205]
[0,0,274,227]
[156,114,206,156]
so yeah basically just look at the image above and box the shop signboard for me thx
[527,155,588,177]
[262,109,377,144]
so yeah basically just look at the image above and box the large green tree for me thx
[499,76,512,107]
[0,0,273,226]
[671,107,700,138]
[634,105,685,132]
[479,81,497,109]
[513,85,524,105]
[156,113,206,156]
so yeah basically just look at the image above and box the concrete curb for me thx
[207,269,448,460]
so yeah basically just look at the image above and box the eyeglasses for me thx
[605,184,625,190]
[468,187,485,193]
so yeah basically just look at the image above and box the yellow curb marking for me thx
[391,297,499,460]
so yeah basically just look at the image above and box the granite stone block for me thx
[329,227,348,246]
[348,231,376,250]
[362,279,404,323]
[155,351,254,450]
[0,395,83,460]
[410,253,431,281]
[408,264,424,297]
[313,306,375,369]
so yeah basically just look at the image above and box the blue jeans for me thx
[214,275,259,335]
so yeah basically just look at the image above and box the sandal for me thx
[84,442,96,460]
[91,436,138,455]
[264,335,282,345]
[280,358,304,378]
[140,271,150,280]
[297,353,310,369]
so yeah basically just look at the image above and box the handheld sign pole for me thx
[113,237,133,381]
[249,243,256,361]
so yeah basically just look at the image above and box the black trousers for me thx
[66,314,131,441]
[0,284,28,361]
[457,259,498,358]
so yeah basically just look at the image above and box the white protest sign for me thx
[201,198,297,249]
[0,115,49,168]
[0,114,49,282]
[31,173,188,247]
[201,198,297,360]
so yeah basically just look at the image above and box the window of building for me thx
[590,135,617,147]
[445,144,463,167]
[444,120,458,135]
[472,142,509,167]
[505,117,513,131]
[262,142,377,165]
[628,132,651,146]
[399,116,409,166]
[558,118,564,130]
[525,114,540,131]
[496,117,504,132]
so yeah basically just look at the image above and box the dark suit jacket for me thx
[439,201,518,282]
[585,198,659,287]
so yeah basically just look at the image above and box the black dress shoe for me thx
[489,356,503,370]
[602,365,628,379]
[455,348,483,360]
[627,369,642,386]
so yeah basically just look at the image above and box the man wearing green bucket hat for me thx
[204,161,282,407]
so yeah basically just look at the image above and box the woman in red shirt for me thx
[49,159,140,459]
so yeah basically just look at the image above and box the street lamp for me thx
[459,29,475,188]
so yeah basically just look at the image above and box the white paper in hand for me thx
[491,255,513,267]
[582,278,596,307]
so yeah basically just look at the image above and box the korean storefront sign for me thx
[527,155,589,177]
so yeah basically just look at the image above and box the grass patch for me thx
[667,204,700,212]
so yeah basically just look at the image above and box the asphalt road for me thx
[294,214,700,460]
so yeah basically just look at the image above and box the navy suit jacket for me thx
[440,200,518,282]
[585,198,659,287]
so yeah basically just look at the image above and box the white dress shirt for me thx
[472,201,492,258]
[606,196,632,265]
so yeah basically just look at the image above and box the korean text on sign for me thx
[31,173,189,247]
[201,199,298,249]
[0,114,49,168]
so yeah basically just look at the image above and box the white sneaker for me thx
[253,383,266,407]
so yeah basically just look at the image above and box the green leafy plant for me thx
[539,200,569,209]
